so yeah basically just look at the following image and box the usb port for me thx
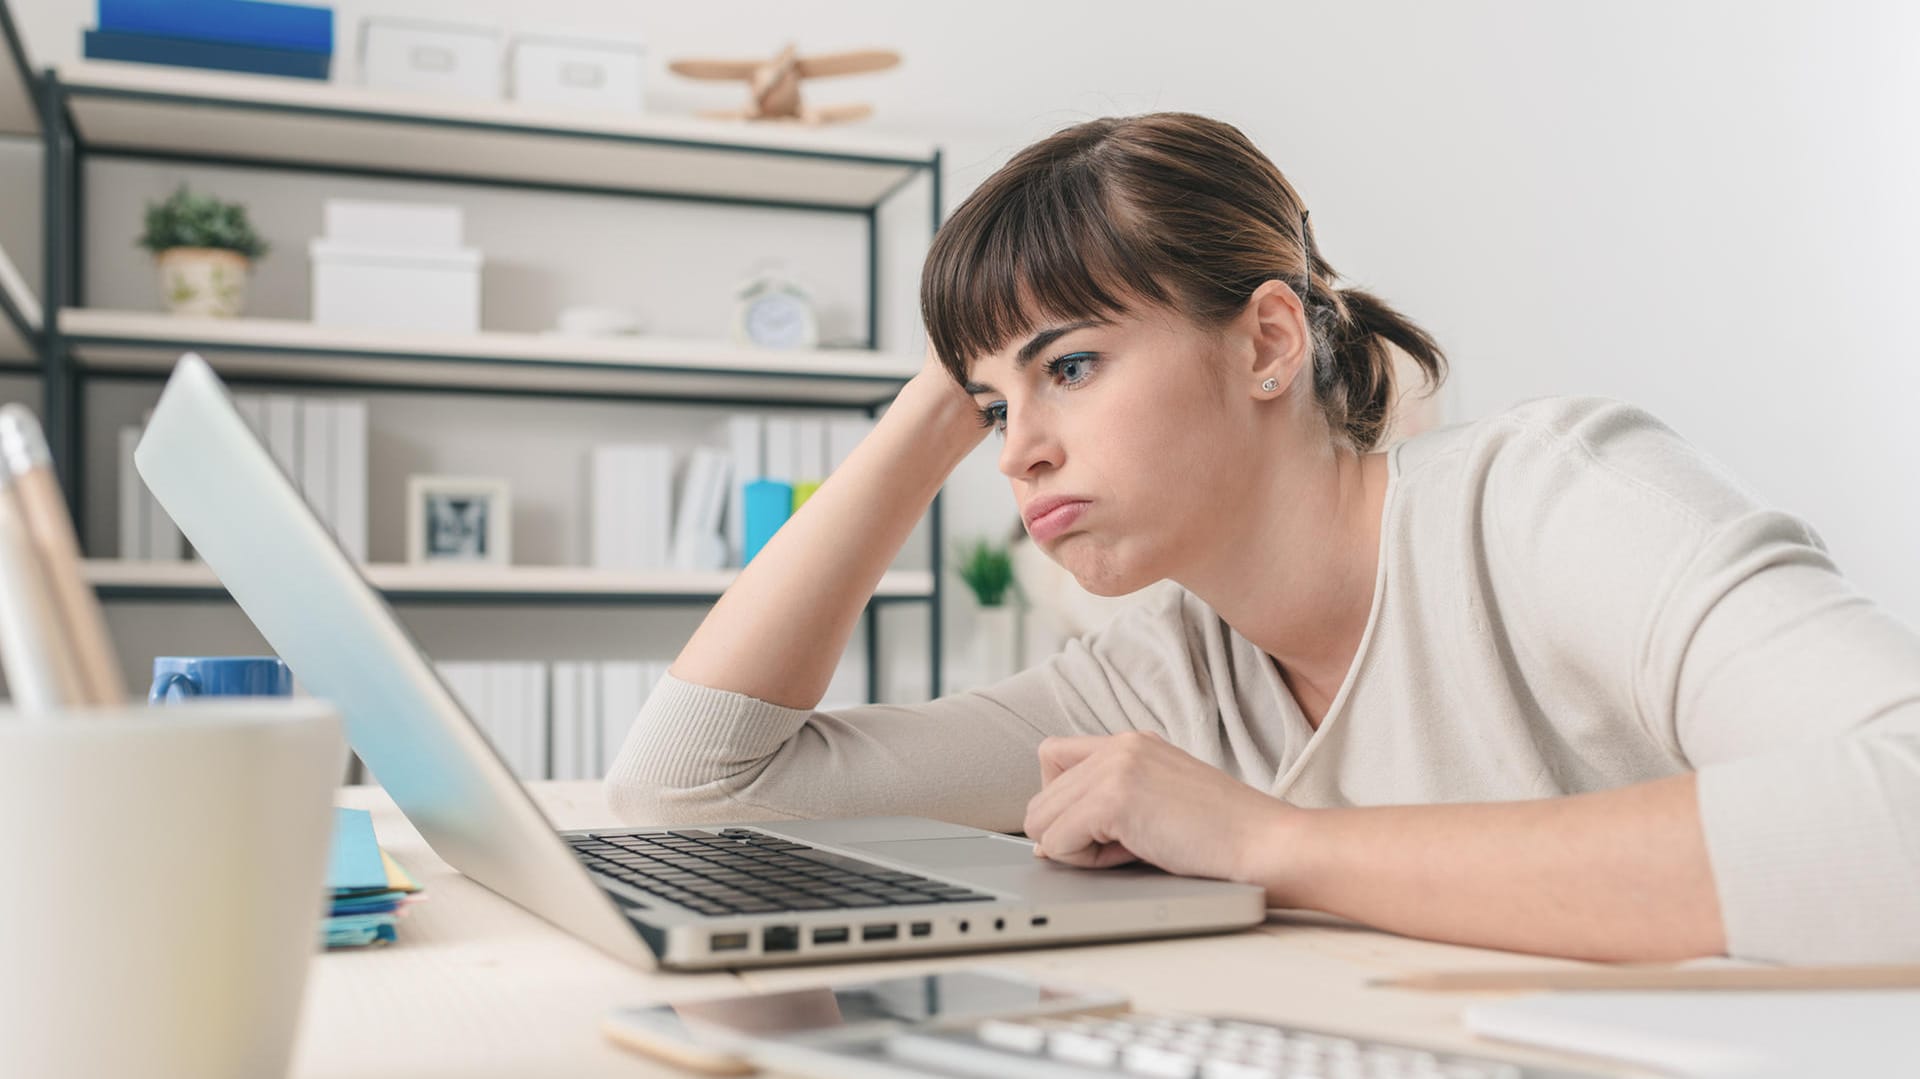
[708,931,750,952]
[1030,916,1050,927]
[861,924,899,941]
[812,926,850,945]
[763,925,799,952]
[910,921,932,937]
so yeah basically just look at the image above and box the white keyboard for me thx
[880,1011,1620,1079]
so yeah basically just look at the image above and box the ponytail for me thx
[1313,284,1447,452]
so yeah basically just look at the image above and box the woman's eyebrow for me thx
[963,319,1104,395]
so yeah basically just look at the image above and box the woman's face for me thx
[964,302,1258,597]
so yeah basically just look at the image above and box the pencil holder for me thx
[0,700,345,1079]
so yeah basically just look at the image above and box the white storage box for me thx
[508,32,647,113]
[322,199,464,250]
[359,17,503,101]
[310,240,482,333]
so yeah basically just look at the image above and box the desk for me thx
[292,782,1652,1078]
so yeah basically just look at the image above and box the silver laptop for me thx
[135,353,1267,971]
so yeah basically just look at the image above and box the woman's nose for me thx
[997,408,1061,479]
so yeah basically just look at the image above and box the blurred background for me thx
[1,0,1915,725]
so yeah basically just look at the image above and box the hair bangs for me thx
[922,152,1172,387]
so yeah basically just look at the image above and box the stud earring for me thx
[1261,378,1278,392]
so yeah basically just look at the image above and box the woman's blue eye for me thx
[975,353,1098,437]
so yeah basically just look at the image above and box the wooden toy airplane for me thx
[667,43,901,125]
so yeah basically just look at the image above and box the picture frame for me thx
[405,475,512,566]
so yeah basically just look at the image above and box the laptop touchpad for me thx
[850,836,1037,869]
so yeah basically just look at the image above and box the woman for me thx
[608,112,1920,965]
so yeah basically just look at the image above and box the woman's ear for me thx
[1245,278,1311,399]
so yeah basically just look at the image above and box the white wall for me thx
[3,0,1918,699]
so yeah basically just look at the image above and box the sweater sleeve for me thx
[602,585,1214,833]
[1647,508,1920,963]
[1492,398,1920,963]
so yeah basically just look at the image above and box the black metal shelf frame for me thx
[27,62,949,699]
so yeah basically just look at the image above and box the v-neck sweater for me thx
[605,395,1920,964]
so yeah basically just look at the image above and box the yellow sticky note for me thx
[381,850,421,894]
[791,480,822,512]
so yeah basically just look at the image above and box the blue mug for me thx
[149,656,293,704]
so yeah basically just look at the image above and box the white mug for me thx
[0,700,346,1079]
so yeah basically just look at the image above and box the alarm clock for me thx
[730,270,819,350]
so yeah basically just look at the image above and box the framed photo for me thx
[406,475,512,566]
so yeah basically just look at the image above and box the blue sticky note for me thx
[325,808,389,894]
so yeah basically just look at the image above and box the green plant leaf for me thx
[137,183,269,259]
[952,535,1016,607]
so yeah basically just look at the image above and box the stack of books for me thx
[325,807,422,949]
[120,392,367,562]
[590,412,876,574]
[84,0,335,81]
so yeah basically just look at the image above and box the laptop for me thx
[135,353,1267,971]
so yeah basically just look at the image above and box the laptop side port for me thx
[910,921,932,937]
[812,926,850,945]
[1030,915,1049,927]
[763,925,799,952]
[708,931,750,952]
[861,924,899,941]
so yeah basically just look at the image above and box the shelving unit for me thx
[6,7,952,699]
[0,2,37,372]
[0,237,35,370]
[60,309,918,405]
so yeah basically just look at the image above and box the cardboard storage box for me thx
[310,240,482,333]
[508,32,647,113]
[358,17,502,100]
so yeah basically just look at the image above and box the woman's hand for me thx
[903,340,991,447]
[1021,730,1300,888]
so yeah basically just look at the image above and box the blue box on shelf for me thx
[97,0,333,55]
[84,28,332,80]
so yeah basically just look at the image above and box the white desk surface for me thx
[294,782,1654,1078]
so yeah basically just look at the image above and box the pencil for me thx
[1370,963,1920,992]
[0,481,84,713]
[0,405,126,706]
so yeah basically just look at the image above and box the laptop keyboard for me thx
[568,828,998,917]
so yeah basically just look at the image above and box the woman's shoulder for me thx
[1393,394,1767,529]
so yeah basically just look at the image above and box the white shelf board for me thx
[0,2,35,138]
[0,239,38,363]
[57,60,936,208]
[61,309,917,404]
[86,560,935,601]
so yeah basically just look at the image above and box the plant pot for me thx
[156,247,251,317]
[970,604,1023,687]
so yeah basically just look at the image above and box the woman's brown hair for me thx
[920,112,1446,452]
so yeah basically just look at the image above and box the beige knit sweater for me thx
[607,396,1920,964]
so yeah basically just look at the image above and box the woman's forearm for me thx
[669,361,985,710]
[1251,773,1727,962]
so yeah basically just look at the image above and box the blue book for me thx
[84,28,331,81]
[98,0,333,55]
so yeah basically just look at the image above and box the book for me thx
[264,394,300,485]
[298,397,334,534]
[83,28,334,81]
[118,426,144,559]
[670,448,730,572]
[332,399,368,563]
[762,417,798,484]
[724,415,763,568]
[99,0,335,55]
[599,661,643,776]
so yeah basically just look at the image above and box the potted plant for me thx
[953,535,1024,685]
[137,184,270,318]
